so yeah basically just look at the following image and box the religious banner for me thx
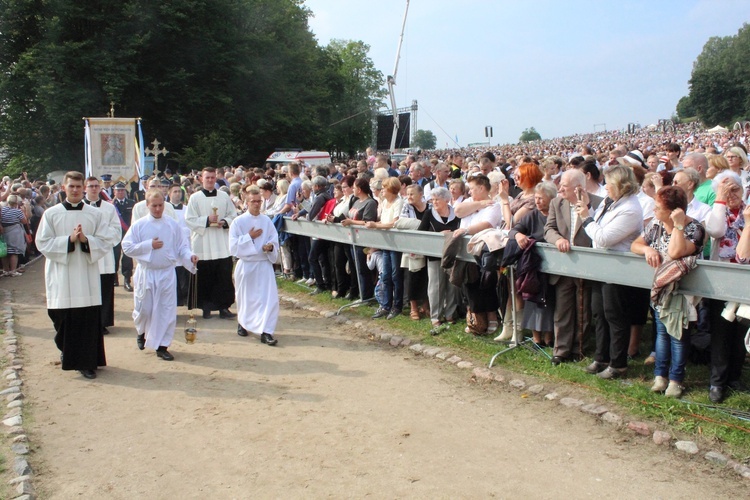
[84,117,138,181]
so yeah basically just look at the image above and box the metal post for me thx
[337,230,376,314]
[488,264,550,368]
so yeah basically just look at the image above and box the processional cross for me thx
[144,139,168,162]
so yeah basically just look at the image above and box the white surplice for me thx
[84,199,121,274]
[229,212,279,335]
[36,203,110,308]
[122,214,195,350]
[185,190,237,260]
[132,200,177,224]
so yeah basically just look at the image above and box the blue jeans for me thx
[374,276,386,309]
[380,250,403,312]
[652,308,690,383]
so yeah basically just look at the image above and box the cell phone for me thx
[575,187,582,202]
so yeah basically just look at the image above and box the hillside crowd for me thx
[3,122,750,401]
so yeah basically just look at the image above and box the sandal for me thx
[410,310,420,321]
[486,321,499,334]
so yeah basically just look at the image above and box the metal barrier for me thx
[282,218,750,304]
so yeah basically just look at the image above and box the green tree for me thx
[322,39,386,158]
[519,127,541,143]
[679,24,750,126]
[0,0,384,176]
[412,129,436,150]
[675,95,696,121]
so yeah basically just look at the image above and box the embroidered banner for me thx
[86,118,137,181]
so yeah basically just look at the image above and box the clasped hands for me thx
[69,224,88,244]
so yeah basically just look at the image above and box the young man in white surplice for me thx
[122,189,198,361]
[229,186,280,346]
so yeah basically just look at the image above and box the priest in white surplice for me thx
[229,186,279,346]
[36,171,110,380]
[185,167,237,319]
[84,176,122,336]
[122,189,198,361]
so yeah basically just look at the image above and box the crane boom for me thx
[388,0,410,153]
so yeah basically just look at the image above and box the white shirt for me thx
[686,196,712,226]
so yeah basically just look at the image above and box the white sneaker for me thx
[650,376,668,392]
[494,323,513,341]
[295,278,306,284]
[305,278,316,286]
[665,381,684,398]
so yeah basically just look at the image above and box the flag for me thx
[135,119,146,179]
[84,119,92,177]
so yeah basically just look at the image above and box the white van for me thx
[265,150,332,168]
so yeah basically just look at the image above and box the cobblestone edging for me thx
[279,294,750,482]
[1,288,35,500]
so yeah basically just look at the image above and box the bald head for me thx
[682,153,708,180]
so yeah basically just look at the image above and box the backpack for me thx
[317,198,337,220]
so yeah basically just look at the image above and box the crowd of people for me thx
[5,122,750,402]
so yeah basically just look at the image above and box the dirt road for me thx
[3,261,746,498]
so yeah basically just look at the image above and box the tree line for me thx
[676,23,750,126]
[0,0,386,178]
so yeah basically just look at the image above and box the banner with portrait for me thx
[85,117,138,181]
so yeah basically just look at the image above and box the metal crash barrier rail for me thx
[282,218,750,304]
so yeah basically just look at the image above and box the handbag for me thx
[465,308,488,335]
[0,236,7,258]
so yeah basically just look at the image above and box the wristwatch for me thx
[675,223,684,231]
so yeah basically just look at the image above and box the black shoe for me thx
[309,288,326,296]
[156,347,174,361]
[709,386,725,403]
[102,327,110,335]
[551,355,570,366]
[372,308,389,319]
[124,281,133,292]
[386,309,401,320]
[237,324,249,337]
[113,279,119,287]
[219,308,237,319]
[344,292,358,301]
[79,370,96,379]
[203,309,212,319]
[260,333,278,346]
[137,334,145,350]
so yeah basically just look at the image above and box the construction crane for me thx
[387,0,410,153]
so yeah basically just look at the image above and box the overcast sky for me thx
[303,0,750,148]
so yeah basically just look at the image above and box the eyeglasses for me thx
[726,155,739,159]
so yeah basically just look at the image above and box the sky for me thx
[303,0,750,148]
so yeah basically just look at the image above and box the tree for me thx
[519,127,541,143]
[675,95,696,121]
[0,0,384,176]
[322,40,386,158]
[677,24,750,126]
[412,129,436,150]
